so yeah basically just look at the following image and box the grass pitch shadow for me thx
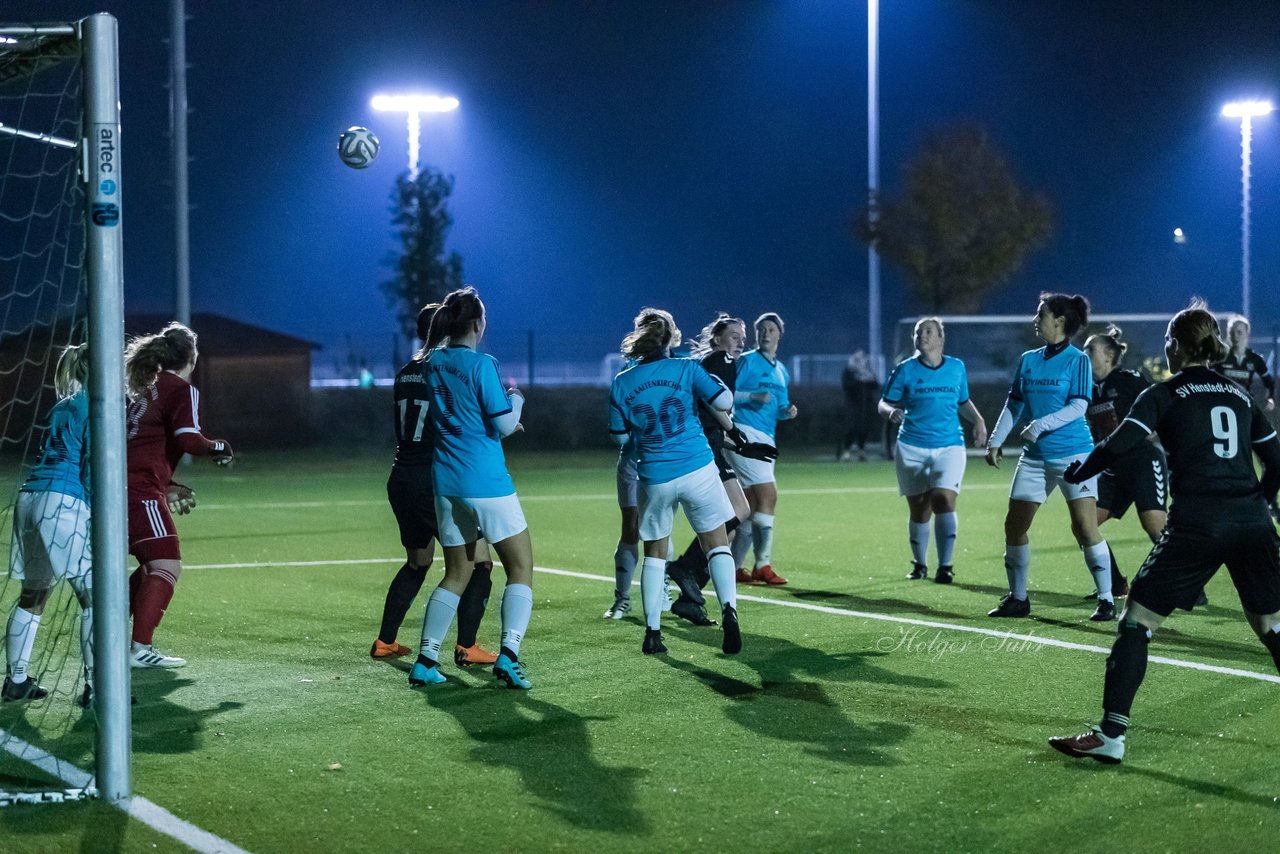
[659,632,948,767]
[423,688,650,835]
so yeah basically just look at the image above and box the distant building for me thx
[0,313,318,452]
[125,313,319,447]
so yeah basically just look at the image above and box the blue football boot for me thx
[493,653,532,689]
[408,660,446,687]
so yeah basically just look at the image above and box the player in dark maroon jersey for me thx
[1050,302,1280,764]
[373,303,497,667]
[124,323,233,668]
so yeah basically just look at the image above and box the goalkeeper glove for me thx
[210,439,234,467]
[726,427,779,462]
[167,482,197,515]
[735,441,779,462]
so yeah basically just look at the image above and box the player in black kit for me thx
[1050,302,1280,764]
[666,314,755,626]
[1083,325,1167,600]
[372,303,497,667]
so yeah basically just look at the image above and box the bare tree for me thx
[858,125,1053,313]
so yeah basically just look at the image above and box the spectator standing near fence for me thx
[839,350,881,461]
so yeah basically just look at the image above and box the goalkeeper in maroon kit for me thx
[125,322,233,668]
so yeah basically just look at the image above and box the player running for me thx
[725,312,797,585]
[373,303,497,668]
[878,317,987,584]
[125,323,234,668]
[609,308,755,656]
[664,314,755,626]
[1050,301,1280,764]
[409,287,534,690]
[4,345,94,706]
[985,294,1116,621]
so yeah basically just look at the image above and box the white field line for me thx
[182,558,1280,686]
[196,483,1007,511]
[0,730,250,854]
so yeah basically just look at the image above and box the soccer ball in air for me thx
[338,126,379,169]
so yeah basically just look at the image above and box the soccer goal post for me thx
[0,12,129,805]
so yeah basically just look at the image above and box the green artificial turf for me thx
[2,448,1278,852]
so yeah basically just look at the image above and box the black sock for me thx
[1261,628,1280,674]
[500,645,518,662]
[378,563,428,644]
[455,561,493,648]
[1101,620,1151,737]
[416,653,438,669]
[1108,544,1125,587]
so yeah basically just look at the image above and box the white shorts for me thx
[638,462,734,542]
[1010,453,1098,504]
[724,423,776,487]
[895,442,966,496]
[435,493,528,548]
[9,490,92,590]
[616,452,639,509]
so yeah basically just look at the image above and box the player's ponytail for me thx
[125,322,198,396]
[622,307,681,360]
[691,312,745,359]
[1084,324,1127,366]
[415,302,445,356]
[1169,299,1228,364]
[54,342,89,399]
[428,286,484,346]
[1039,292,1090,337]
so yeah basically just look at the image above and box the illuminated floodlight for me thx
[1220,99,1274,319]
[371,94,459,114]
[1173,227,1186,244]
[369,93,460,178]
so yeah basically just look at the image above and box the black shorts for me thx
[1130,503,1280,617]
[1098,449,1167,519]
[707,431,737,483]
[387,465,438,549]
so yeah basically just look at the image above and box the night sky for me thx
[8,0,1280,373]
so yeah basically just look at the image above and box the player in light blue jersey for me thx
[878,318,987,584]
[4,344,95,706]
[410,287,534,690]
[609,308,753,656]
[725,312,798,585]
[984,293,1115,621]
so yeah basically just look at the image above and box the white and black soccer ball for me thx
[337,126,379,169]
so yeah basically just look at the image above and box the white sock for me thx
[5,607,40,683]
[731,520,753,569]
[613,540,638,599]
[1084,541,1113,602]
[751,512,775,568]
[640,557,667,630]
[80,606,94,685]
[500,583,533,657]
[1005,543,1030,600]
[934,512,958,566]
[419,587,461,664]
[909,520,931,566]
[706,547,737,610]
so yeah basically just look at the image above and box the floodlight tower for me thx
[370,93,459,179]
[1221,99,1273,320]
